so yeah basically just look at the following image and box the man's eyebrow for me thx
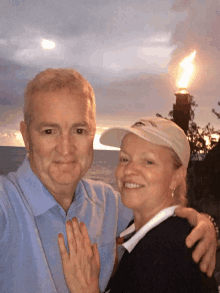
[37,122,90,128]
[72,122,89,127]
[37,122,60,128]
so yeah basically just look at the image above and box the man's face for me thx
[20,90,95,194]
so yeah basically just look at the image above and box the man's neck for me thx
[55,195,75,213]
[47,185,77,213]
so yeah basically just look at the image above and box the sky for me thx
[0,0,220,149]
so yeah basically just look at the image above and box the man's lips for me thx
[53,161,76,170]
[54,160,75,164]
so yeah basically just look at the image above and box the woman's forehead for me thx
[121,133,157,150]
[121,133,174,158]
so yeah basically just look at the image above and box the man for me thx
[0,68,217,292]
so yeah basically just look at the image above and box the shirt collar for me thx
[13,156,59,216]
[120,205,179,253]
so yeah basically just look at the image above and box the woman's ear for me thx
[170,166,187,190]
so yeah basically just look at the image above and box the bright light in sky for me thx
[41,39,55,49]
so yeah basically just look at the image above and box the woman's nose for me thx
[124,161,139,175]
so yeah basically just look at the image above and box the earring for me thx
[171,189,175,198]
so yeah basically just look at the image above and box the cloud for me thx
[0,0,187,79]
[0,131,24,147]
[94,72,175,117]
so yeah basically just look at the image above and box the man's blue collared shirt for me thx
[0,157,133,293]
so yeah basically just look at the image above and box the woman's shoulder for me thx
[155,216,192,243]
[136,216,192,251]
[129,217,218,293]
[130,216,194,272]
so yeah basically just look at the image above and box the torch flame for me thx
[177,51,196,88]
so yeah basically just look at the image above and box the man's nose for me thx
[56,134,75,156]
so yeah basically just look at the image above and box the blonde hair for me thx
[170,149,187,207]
[23,68,96,127]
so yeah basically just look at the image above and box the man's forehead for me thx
[30,91,93,113]
[31,89,90,102]
[27,90,95,126]
[36,121,90,128]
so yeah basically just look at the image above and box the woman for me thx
[58,117,218,293]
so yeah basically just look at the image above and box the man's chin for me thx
[50,172,77,184]
[49,167,82,185]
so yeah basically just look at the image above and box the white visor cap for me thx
[100,117,190,168]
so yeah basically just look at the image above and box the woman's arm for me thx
[58,218,100,293]
[175,206,217,277]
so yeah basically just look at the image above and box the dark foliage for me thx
[157,95,219,160]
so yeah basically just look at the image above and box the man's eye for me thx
[76,128,84,134]
[44,129,53,135]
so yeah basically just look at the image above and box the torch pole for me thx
[173,88,191,134]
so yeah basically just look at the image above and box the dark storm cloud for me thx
[0,58,29,108]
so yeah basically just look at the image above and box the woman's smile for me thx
[123,182,145,189]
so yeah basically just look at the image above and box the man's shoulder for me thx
[79,179,119,203]
[0,157,31,188]
[81,178,115,189]
[0,172,17,193]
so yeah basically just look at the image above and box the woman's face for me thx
[115,133,178,215]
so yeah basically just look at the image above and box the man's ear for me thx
[170,166,187,190]
[20,121,30,152]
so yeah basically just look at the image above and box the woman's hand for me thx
[58,218,100,293]
[175,206,217,277]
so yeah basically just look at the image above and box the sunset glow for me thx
[177,51,196,88]
[94,133,119,150]
[15,132,24,146]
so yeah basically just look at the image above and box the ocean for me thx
[0,146,119,190]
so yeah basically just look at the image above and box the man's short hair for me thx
[24,68,96,126]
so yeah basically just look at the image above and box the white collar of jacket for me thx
[120,205,179,253]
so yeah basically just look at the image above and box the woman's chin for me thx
[121,195,142,210]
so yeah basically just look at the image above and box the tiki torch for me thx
[173,51,196,134]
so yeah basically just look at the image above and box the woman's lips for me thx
[124,182,144,189]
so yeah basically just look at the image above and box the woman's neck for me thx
[133,199,175,232]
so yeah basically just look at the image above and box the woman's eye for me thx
[119,157,128,162]
[146,160,153,165]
